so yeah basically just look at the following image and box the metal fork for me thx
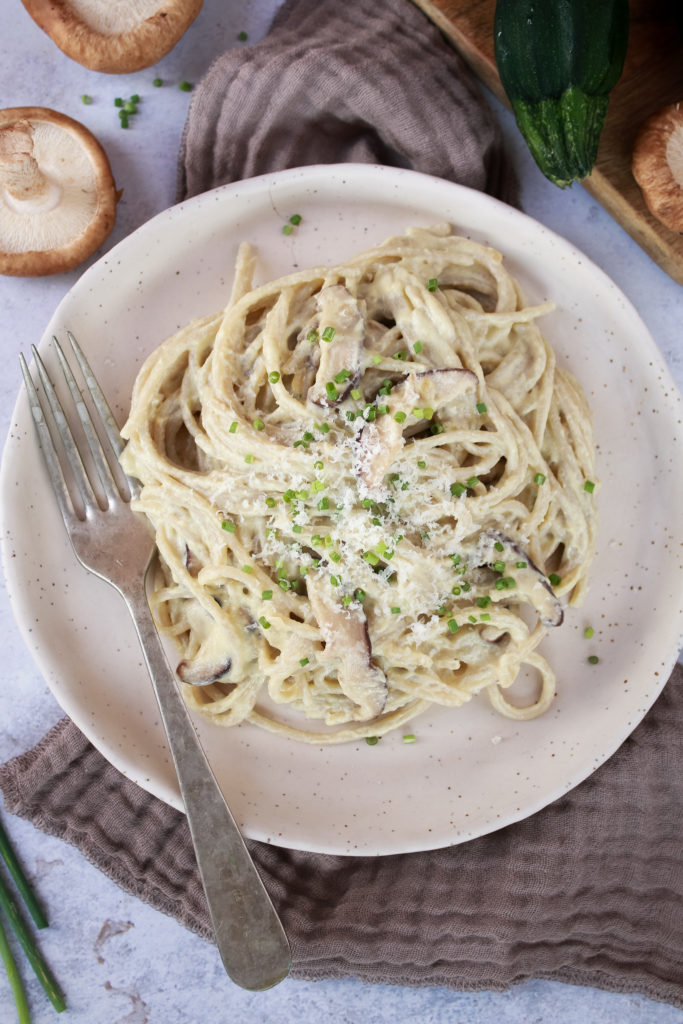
[20,332,291,991]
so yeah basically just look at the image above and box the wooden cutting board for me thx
[413,0,683,285]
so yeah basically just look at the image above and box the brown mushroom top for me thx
[632,101,683,234]
[0,107,117,277]
[21,0,203,74]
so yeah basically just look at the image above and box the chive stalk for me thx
[0,913,30,1024]
[0,820,47,930]
[0,872,66,1012]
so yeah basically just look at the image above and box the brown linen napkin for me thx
[2,0,682,1007]
[1,665,681,1005]
[177,0,516,204]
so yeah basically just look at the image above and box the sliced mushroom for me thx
[307,578,387,720]
[307,285,365,406]
[176,619,232,685]
[632,102,683,233]
[21,0,203,74]
[355,368,477,490]
[474,530,563,627]
[0,107,117,276]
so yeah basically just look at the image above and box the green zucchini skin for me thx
[494,0,629,188]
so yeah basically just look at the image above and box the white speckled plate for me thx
[2,165,682,855]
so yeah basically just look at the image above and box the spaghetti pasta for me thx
[120,225,598,743]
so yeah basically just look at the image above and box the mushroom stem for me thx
[0,122,51,202]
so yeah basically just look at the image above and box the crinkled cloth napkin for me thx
[2,0,682,1008]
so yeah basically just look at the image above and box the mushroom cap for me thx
[0,106,117,277]
[21,0,203,74]
[632,102,683,234]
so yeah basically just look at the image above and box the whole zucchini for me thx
[494,0,629,188]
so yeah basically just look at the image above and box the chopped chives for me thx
[259,616,271,629]
[402,734,416,743]
[114,97,124,107]
[477,596,491,608]
[451,482,466,497]
[153,77,163,86]
[268,370,281,383]
[549,573,562,587]
[282,223,293,235]
[393,350,407,360]
[534,472,546,485]
[242,565,253,573]
[363,551,380,566]
[317,496,330,510]
[355,589,366,601]
[584,626,595,639]
[391,607,401,614]
[253,418,265,431]
[229,421,238,433]
[330,575,340,586]
[299,657,309,666]
[179,80,193,91]
[329,551,341,563]
[361,498,373,508]
[494,541,504,552]
[326,381,339,400]
[393,411,407,423]
[238,30,249,40]
[371,355,382,364]
[493,557,506,570]
[322,326,335,342]
[584,480,596,493]
[588,655,599,664]
[447,618,459,634]
[417,459,427,469]
[413,341,423,353]
[346,410,356,421]
[307,329,320,343]
[350,388,362,401]
[427,278,439,291]
[365,736,379,746]
[292,524,303,533]
[320,422,330,433]
[334,368,351,383]
[480,613,491,621]
[516,561,527,569]
[412,408,424,419]
[262,590,273,600]
[312,480,325,493]
[221,520,236,532]
[476,402,487,414]
[289,213,302,225]
[422,407,434,420]
[468,615,477,623]
[451,586,461,595]
[244,454,254,463]
[81,94,92,105]
[466,476,480,488]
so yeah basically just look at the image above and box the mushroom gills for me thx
[307,578,387,720]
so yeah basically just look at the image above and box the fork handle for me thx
[126,587,291,991]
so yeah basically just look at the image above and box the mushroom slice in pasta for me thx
[306,578,387,720]
[355,367,477,489]
[307,285,365,405]
[176,619,233,686]
[474,530,564,627]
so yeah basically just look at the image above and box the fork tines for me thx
[20,332,133,524]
